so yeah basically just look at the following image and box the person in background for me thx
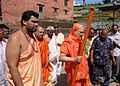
[85,27,96,84]
[35,26,49,69]
[54,26,65,49]
[2,24,9,40]
[0,24,8,86]
[60,23,91,86]
[108,24,120,82]
[6,10,43,86]
[53,26,68,86]
[44,26,59,85]
[85,27,96,59]
[35,26,53,86]
[54,26,65,75]
[0,24,9,59]
[90,29,115,86]
[43,26,54,43]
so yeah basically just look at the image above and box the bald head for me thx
[35,26,44,41]
[100,29,108,39]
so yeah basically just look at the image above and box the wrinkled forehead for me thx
[37,26,44,31]
[77,25,84,31]
[101,30,108,36]
[47,29,54,32]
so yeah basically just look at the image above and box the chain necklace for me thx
[21,29,38,52]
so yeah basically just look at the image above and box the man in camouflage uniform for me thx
[90,29,115,86]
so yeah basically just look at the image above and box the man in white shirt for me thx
[54,26,69,86]
[1,24,9,59]
[0,24,8,86]
[109,24,120,82]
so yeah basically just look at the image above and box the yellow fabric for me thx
[7,39,43,86]
[85,37,95,58]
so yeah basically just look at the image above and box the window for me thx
[39,6,43,12]
[52,7,59,13]
[64,10,68,15]
[37,4,44,12]
[64,0,69,6]
[37,4,44,19]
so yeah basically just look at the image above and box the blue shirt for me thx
[91,36,114,65]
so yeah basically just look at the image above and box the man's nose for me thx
[35,23,38,26]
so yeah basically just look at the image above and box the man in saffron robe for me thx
[59,23,91,86]
[35,26,52,85]
[6,10,43,86]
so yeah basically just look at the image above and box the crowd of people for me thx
[0,10,120,86]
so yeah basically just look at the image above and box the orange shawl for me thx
[38,38,49,68]
[38,38,52,85]
[60,23,91,86]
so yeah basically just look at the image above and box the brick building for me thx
[0,0,73,24]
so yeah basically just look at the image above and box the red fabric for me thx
[60,23,91,86]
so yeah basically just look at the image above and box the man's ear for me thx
[23,20,27,26]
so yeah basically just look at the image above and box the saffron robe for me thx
[7,39,43,86]
[60,23,91,86]
[38,38,52,85]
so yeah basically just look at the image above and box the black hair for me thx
[90,27,95,31]
[90,27,96,33]
[0,24,9,30]
[54,26,58,29]
[112,24,119,28]
[21,10,39,26]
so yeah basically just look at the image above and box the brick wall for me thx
[1,0,73,24]
[44,0,73,20]
[2,0,40,24]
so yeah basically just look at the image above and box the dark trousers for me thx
[93,64,110,86]
[88,58,94,84]
[115,56,120,77]
[55,74,69,86]
[113,56,120,82]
